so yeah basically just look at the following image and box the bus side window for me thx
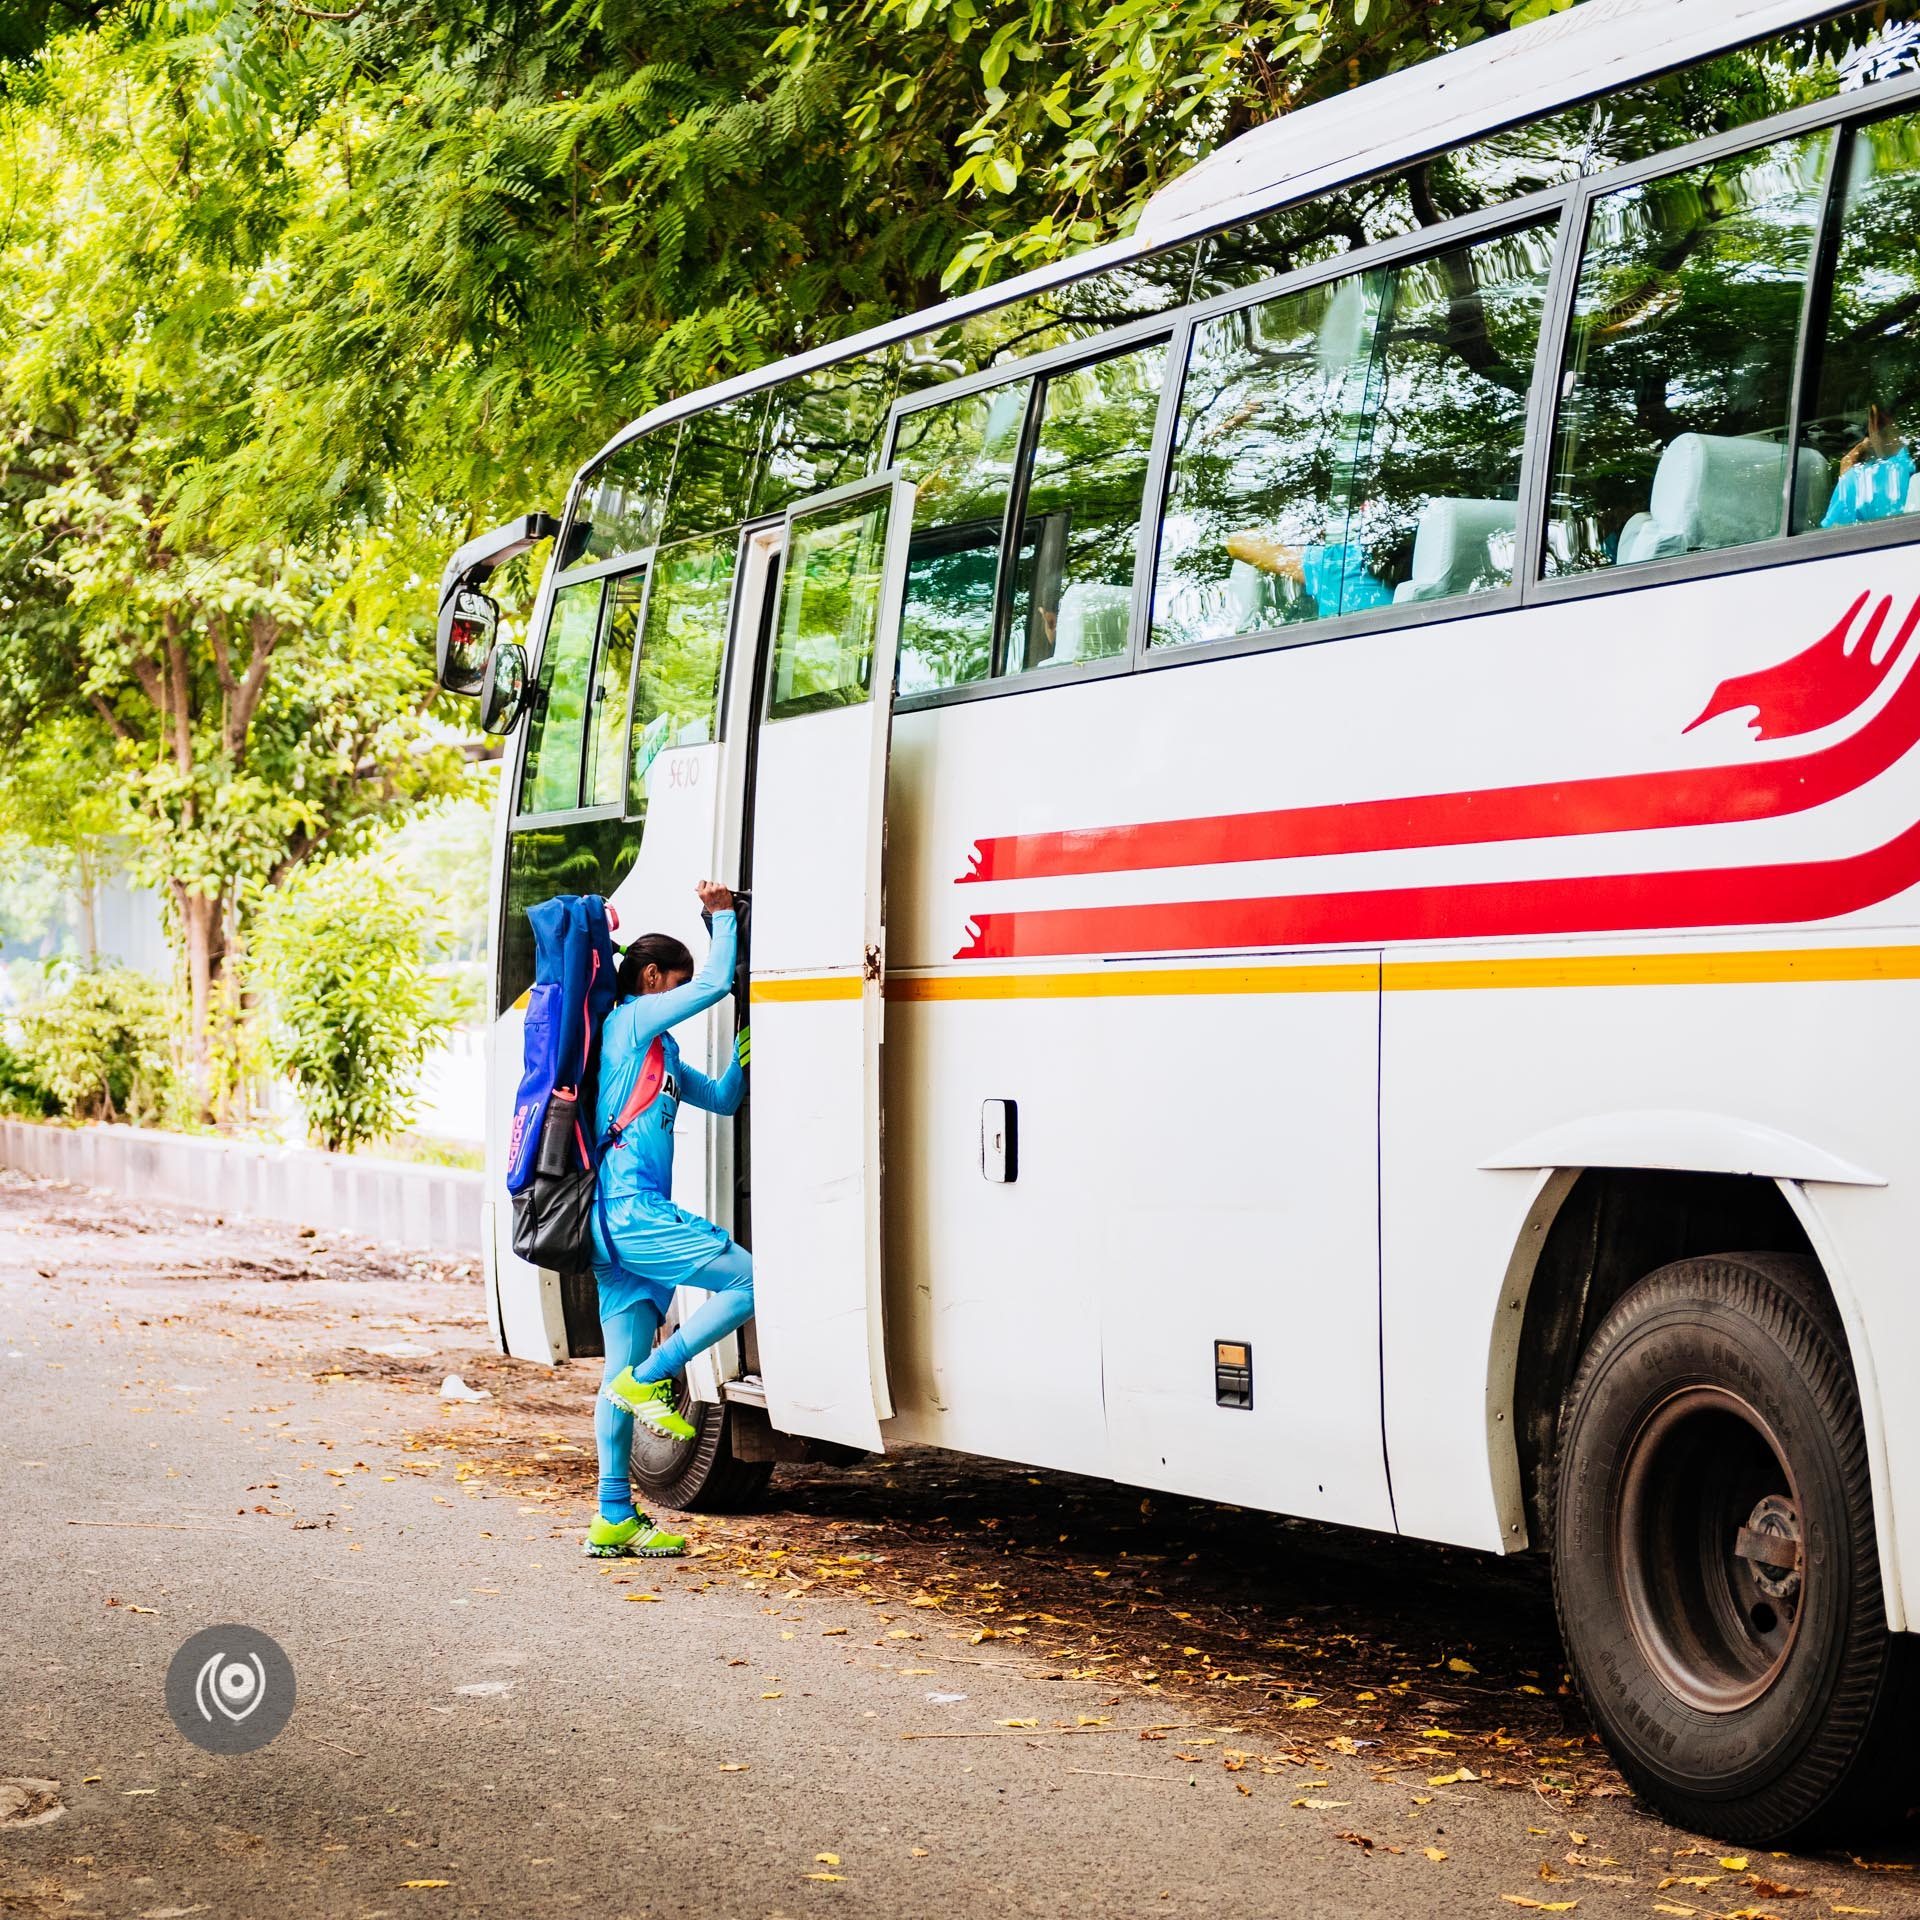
[893,380,1033,697]
[1795,110,1920,533]
[1544,127,1834,575]
[1149,218,1555,650]
[627,535,736,808]
[1004,341,1169,676]
[582,573,643,811]
[518,578,606,816]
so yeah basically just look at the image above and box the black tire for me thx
[1551,1251,1918,1844]
[629,1383,775,1512]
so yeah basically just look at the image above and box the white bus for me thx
[436,0,1920,1841]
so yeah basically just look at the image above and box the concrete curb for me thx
[0,1119,482,1255]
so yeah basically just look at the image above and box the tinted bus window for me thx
[664,394,767,540]
[758,350,900,516]
[897,250,1195,392]
[583,572,643,810]
[629,535,737,807]
[1796,111,1920,533]
[1152,220,1554,649]
[518,578,603,815]
[893,379,1034,696]
[499,816,638,1011]
[1545,128,1835,576]
[1006,341,1168,674]
[769,489,893,719]
[575,430,676,566]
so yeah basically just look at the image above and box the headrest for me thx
[1051,581,1132,664]
[1642,433,1828,557]
[1394,497,1517,603]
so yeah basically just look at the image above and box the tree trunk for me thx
[179,888,217,1122]
[74,848,98,968]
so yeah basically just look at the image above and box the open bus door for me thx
[745,474,914,1452]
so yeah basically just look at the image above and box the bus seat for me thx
[1620,433,1829,564]
[1051,581,1132,663]
[1391,496,1517,603]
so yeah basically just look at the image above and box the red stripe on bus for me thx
[954,816,1920,960]
[960,592,1920,885]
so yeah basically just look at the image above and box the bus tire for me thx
[629,1393,775,1513]
[1550,1251,1917,1844]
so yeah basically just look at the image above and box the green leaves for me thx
[252,853,459,1154]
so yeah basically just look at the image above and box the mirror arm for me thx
[436,512,561,610]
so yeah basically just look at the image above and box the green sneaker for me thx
[585,1511,688,1558]
[600,1366,698,1442]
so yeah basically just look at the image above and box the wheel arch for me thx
[1484,1156,1903,1630]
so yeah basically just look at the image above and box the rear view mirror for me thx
[479,639,529,735]
[436,586,501,695]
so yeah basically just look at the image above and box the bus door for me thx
[745,473,915,1451]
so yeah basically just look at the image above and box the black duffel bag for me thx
[509,1089,597,1269]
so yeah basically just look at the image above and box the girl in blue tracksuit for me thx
[586,881,752,1559]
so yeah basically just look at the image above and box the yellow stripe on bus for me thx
[855,944,1920,1002]
[886,961,1378,1001]
[750,975,866,1003]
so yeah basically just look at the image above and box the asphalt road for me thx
[2,1169,1916,1920]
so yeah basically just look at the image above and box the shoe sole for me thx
[583,1540,686,1559]
[598,1388,697,1442]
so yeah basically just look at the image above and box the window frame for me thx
[884,315,1176,712]
[621,526,747,809]
[510,551,652,832]
[1521,69,1920,613]
[1138,189,1573,673]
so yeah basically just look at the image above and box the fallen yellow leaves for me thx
[1427,1767,1479,1787]
[717,1764,748,1773]
[815,1853,841,1866]
[399,1880,451,1890]
[623,1593,661,1604]
[1720,1856,1750,1871]
[1499,1898,1576,1912]
[1424,1848,1448,1863]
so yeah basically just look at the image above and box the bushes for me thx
[252,857,457,1154]
[16,967,177,1123]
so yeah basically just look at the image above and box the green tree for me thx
[18,966,177,1123]
[252,854,458,1153]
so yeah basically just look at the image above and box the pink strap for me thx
[610,1037,666,1143]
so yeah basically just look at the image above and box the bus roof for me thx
[587,0,1859,476]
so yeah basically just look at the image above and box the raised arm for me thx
[603,906,737,1057]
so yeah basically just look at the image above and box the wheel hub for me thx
[1615,1385,1804,1713]
[1734,1492,1803,1604]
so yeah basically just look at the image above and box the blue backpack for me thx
[506,894,619,1267]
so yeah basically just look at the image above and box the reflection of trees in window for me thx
[519,579,604,813]
[664,395,769,540]
[1547,130,1833,574]
[573,431,676,568]
[499,817,640,1011]
[1006,343,1169,674]
[758,351,901,516]
[769,497,891,719]
[1154,221,1553,648]
[583,574,642,809]
[1797,110,1920,523]
[629,535,737,806]
[896,251,1195,396]
[894,381,1033,695]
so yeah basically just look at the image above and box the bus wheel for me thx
[628,1385,775,1513]
[1551,1252,1916,1844]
